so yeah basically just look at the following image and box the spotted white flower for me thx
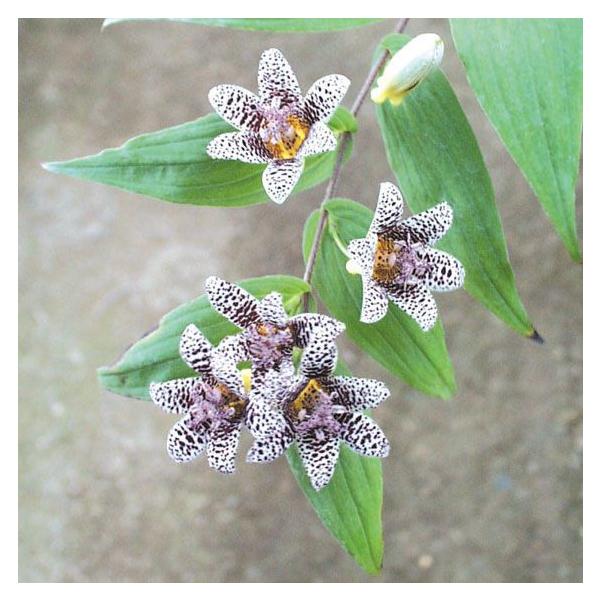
[205,276,344,379]
[149,324,252,474]
[347,182,465,330]
[371,34,444,106]
[247,329,390,491]
[206,48,350,204]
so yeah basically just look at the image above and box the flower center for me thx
[188,381,246,431]
[258,101,309,160]
[246,322,294,370]
[372,236,432,285]
[289,379,344,438]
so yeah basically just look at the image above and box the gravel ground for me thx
[19,18,582,582]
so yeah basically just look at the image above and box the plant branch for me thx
[302,18,409,311]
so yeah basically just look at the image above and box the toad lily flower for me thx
[206,48,350,204]
[205,276,345,379]
[247,329,390,491]
[149,324,252,474]
[371,33,444,106]
[347,182,465,330]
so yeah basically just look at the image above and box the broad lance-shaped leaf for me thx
[44,108,356,208]
[103,18,382,32]
[375,33,536,338]
[450,19,582,262]
[287,445,383,574]
[98,275,383,575]
[303,198,456,400]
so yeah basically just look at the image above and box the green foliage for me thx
[103,18,383,32]
[44,108,356,208]
[303,199,456,399]
[287,405,384,575]
[98,274,383,575]
[375,33,535,338]
[451,19,582,262]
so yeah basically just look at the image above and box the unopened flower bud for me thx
[346,259,362,275]
[371,34,444,106]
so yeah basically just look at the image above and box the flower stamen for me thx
[372,236,432,285]
[289,379,343,437]
[189,382,246,431]
[246,322,294,370]
[258,102,309,159]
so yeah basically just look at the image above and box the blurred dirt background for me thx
[18,18,583,582]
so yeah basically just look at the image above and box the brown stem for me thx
[302,18,409,311]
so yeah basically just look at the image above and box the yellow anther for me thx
[240,368,252,394]
[291,379,322,417]
[372,237,399,284]
[262,115,309,159]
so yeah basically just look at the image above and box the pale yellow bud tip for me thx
[372,33,444,106]
[240,368,252,394]
[346,259,362,275]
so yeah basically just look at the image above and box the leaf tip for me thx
[529,329,545,345]
[41,161,60,173]
[569,245,583,264]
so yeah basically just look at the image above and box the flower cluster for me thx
[150,278,390,490]
[206,48,350,204]
[149,39,464,492]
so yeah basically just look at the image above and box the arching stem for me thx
[302,18,409,311]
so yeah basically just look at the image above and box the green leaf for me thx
[450,19,582,262]
[375,33,535,338]
[98,275,309,399]
[44,110,354,208]
[287,370,384,575]
[303,198,456,399]
[103,18,382,32]
[98,274,383,575]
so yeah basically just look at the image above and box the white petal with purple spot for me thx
[206,424,242,474]
[303,74,351,124]
[387,282,438,331]
[300,328,338,379]
[290,313,345,348]
[211,352,244,398]
[298,122,337,158]
[368,181,405,236]
[216,333,250,364]
[360,280,389,324]
[397,201,454,246]
[179,324,213,373]
[208,84,262,131]
[150,377,199,414]
[416,247,465,292]
[297,432,340,491]
[326,376,390,411]
[246,427,294,463]
[257,292,288,327]
[205,276,261,329]
[206,132,271,164]
[337,413,390,458]
[167,418,207,463]
[262,159,304,204]
[257,48,302,108]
